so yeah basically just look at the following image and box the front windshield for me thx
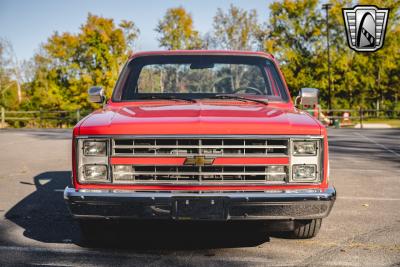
[113,55,289,102]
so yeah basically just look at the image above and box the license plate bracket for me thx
[172,197,226,220]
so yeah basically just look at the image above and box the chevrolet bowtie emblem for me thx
[184,156,213,166]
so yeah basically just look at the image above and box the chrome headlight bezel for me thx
[76,138,111,184]
[289,138,322,183]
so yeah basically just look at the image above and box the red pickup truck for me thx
[64,50,335,240]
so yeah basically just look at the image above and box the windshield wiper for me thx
[135,95,196,103]
[211,94,268,105]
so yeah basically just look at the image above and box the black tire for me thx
[291,219,322,239]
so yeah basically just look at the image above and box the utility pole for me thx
[322,3,332,113]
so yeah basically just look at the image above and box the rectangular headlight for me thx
[83,141,107,156]
[292,164,317,181]
[293,141,317,156]
[82,164,108,182]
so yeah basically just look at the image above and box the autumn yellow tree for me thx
[212,5,259,50]
[25,13,139,111]
[155,7,203,50]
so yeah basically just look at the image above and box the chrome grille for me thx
[112,138,288,157]
[112,165,288,184]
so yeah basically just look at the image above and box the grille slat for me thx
[114,145,287,148]
[112,165,288,184]
[113,138,288,157]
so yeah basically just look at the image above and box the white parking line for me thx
[0,245,91,255]
[54,189,65,192]
[355,132,400,157]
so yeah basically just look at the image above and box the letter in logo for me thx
[343,5,389,52]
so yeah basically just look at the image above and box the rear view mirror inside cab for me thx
[190,62,215,69]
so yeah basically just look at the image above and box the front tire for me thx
[291,219,322,239]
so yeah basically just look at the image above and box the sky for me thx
[0,0,273,62]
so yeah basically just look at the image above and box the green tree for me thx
[321,0,400,110]
[155,7,203,50]
[356,0,400,111]
[264,0,400,111]
[265,0,324,97]
[26,13,139,111]
[212,5,259,50]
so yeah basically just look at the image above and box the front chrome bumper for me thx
[64,186,336,221]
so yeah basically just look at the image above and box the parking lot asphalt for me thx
[0,128,399,267]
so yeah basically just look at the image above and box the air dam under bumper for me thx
[64,186,336,221]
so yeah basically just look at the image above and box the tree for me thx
[119,20,140,51]
[212,5,259,50]
[263,0,400,111]
[155,7,203,50]
[319,0,400,110]
[265,0,324,99]
[0,39,23,109]
[357,0,400,111]
[25,14,139,111]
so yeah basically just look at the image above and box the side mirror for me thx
[297,88,319,106]
[88,86,105,104]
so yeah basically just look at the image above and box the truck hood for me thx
[78,101,322,135]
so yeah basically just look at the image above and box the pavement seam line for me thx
[338,196,400,201]
[355,132,400,157]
